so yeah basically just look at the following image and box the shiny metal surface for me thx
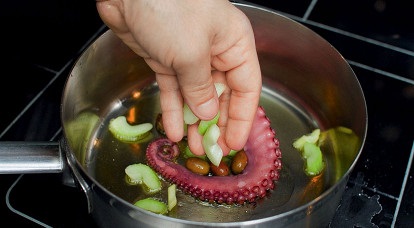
[0,141,62,174]
[60,3,367,228]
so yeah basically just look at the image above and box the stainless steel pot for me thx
[0,2,367,228]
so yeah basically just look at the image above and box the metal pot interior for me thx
[62,3,367,225]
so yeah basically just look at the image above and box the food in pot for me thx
[134,198,168,214]
[210,160,230,176]
[183,83,226,125]
[125,164,178,213]
[198,112,220,135]
[201,123,223,166]
[146,106,282,205]
[125,163,162,193]
[109,115,153,142]
[293,129,324,176]
[301,142,324,175]
[231,150,248,174]
[183,83,226,166]
[183,149,247,177]
[65,111,99,162]
[167,184,177,211]
[133,183,177,214]
[185,157,210,175]
[182,145,206,160]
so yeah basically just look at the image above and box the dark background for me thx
[0,0,413,227]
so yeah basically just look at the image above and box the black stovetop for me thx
[1,0,413,227]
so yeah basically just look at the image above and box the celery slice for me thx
[125,163,161,193]
[198,111,220,135]
[183,83,226,125]
[167,184,177,211]
[183,83,227,166]
[109,116,153,142]
[202,124,220,145]
[183,145,207,160]
[227,149,238,157]
[303,142,324,175]
[202,124,223,166]
[293,129,320,150]
[214,82,226,97]
[293,129,325,176]
[134,198,168,214]
[183,103,199,125]
[203,143,223,167]
[65,112,99,164]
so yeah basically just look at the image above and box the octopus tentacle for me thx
[146,106,282,205]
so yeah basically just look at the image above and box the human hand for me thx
[96,0,262,155]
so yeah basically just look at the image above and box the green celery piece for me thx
[183,83,227,166]
[214,82,226,97]
[167,184,177,211]
[293,129,320,151]
[202,124,222,166]
[125,163,161,193]
[183,103,199,125]
[319,126,360,174]
[183,145,207,159]
[109,116,153,142]
[198,112,220,135]
[227,149,238,157]
[134,198,168,214]
[303,142,324,175]
[183,82,226,126]
[202,124,220,145]
[197,117,223,166]
[203,143,223,167]
[65,112,99,164]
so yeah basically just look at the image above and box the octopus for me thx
[146,106,282,205]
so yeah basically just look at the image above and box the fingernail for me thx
[195,98,218,120]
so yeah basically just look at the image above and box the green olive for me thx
[231,150,248,174]
[210,161,230,176]
[185,157,210,175]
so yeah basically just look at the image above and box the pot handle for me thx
[59,139,94,214]
[0,141,63,174]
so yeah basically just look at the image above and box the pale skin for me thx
[96,0,262,156]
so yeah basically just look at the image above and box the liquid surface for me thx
[84,84,340,222]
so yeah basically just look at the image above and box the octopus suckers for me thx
[146,106,282,205]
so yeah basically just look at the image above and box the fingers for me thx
[186,124,204,155]
[187,71,231,156]
[217,30,262,151]
[177,64,219,154]
[174,50,219,122]
[225,56,262,150]
[184,38,261,155]
[96,1,127,34]
[155,73,184,142]
[96,0,261,154]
